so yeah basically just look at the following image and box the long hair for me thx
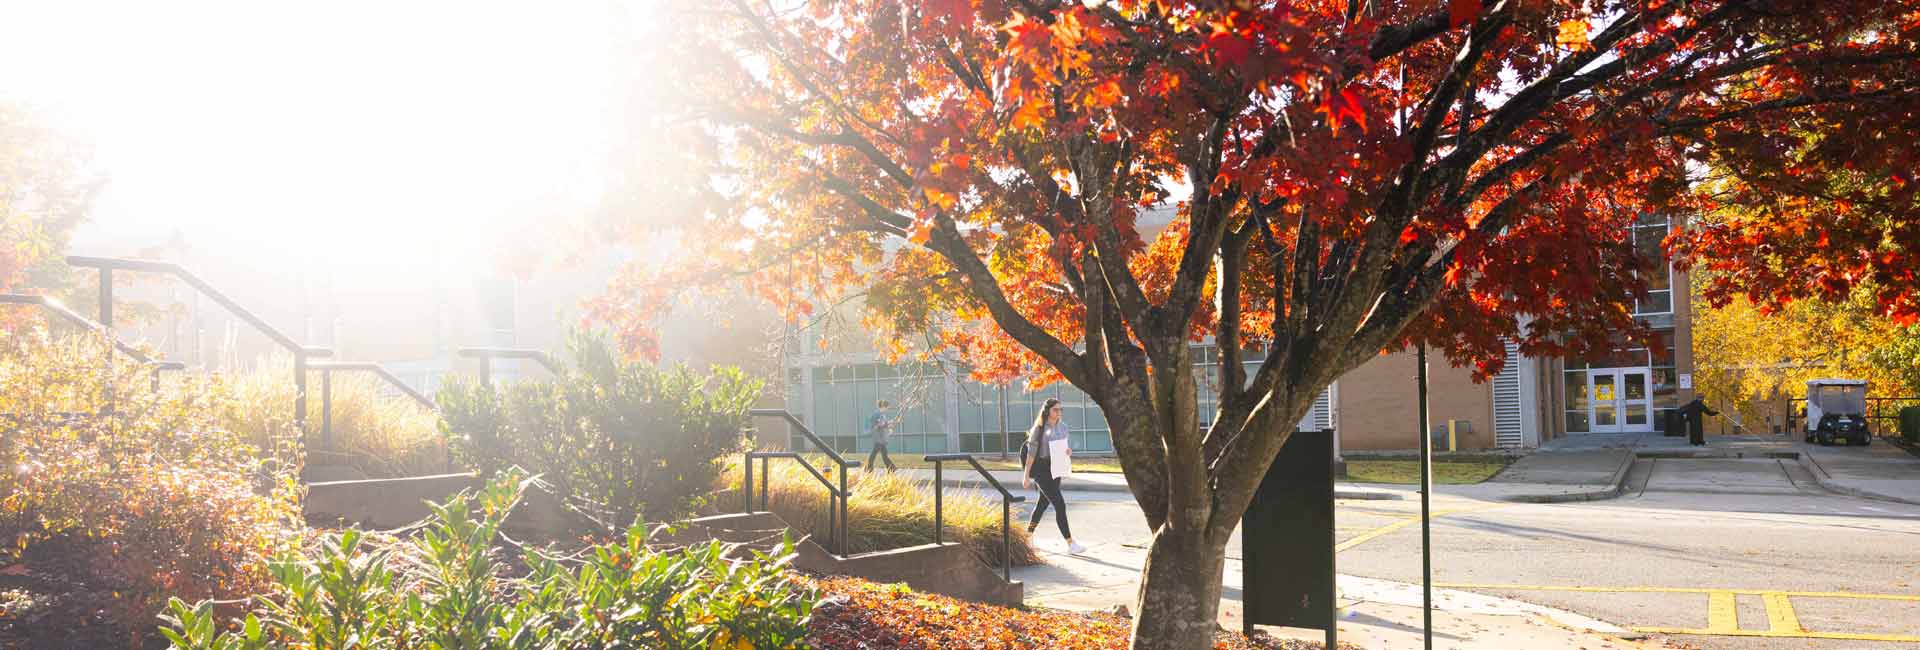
[1025,397,1062,455]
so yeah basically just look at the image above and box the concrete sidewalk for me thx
[1800,440,1920,505]
[893,467,1405,501]
[1016,532,1657,650]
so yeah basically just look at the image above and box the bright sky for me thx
[0,1,634,281]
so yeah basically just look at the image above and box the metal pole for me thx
[100,268,114,422]
[1003,498,1012,581]
[839,460,850,554]
[934,462,944,544]
[321,370,333,449]
[1417,342,1433,650]
[743,453,754,513]
[999,385,1010,460]
[98,268,113,331]
[294,352,307,434]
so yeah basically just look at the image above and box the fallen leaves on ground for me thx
[804,576,1351,649]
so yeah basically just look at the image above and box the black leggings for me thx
[1027,457,1072,538]
[866,443,896,471]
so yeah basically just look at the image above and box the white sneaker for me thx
[1066,540,1088,555]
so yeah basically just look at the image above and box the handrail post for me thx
[742,452,755,513]
[97,267,112,332]
[1003,496,1012,581]
[933,460,944,545]
[321,369,333,449]
[838,460,849,554]
[294,351,307,434]
[760,456,770,511]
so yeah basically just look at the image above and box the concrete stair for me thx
[663,512,1024,607]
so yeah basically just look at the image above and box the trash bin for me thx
[1664,410,1686,437]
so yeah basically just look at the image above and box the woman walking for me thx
[1023,398,1086,555]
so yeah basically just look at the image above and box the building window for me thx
[1632,214,1673,315]
[801,362,948,454]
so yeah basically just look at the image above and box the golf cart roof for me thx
[1806,379,1868,387]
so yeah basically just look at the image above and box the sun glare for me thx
[0,1,652,282]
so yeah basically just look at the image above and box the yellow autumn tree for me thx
[1693,270,1915,433]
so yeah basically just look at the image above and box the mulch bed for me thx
[804,576,1351,650]
[0,563,164,650]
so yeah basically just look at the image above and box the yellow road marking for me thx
[1705,591,1739,634]
[1434,582,1920,642]
[1334,506,1499,553]
[1630,628,1920,642]
[1434,583,1920,602]
[1762,592,1804,634]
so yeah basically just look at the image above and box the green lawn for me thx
[1342,458,1511,485]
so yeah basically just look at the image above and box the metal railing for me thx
[306,361,439,450]
[66,256,334,429]
[1,293,187,389]
[742,409,859,555]
[1786,395,1920,440]
[924,453,1026,582]
[457,347,562,385]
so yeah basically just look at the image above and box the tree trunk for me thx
[1130,524,1227,650]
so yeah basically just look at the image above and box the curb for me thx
[1795,452,1920,506]
[930,476,1404,501]
[1501,452,1635,504]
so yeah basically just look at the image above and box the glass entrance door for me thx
[1587,368,1653,433]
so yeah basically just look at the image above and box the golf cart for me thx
[1804,379,1872,446]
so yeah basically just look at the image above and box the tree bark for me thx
[1130,523,1228,650]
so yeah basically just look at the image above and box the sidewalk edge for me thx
[1796,453,1920,506]
[1501,452,1634,503]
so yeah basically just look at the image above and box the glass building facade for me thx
[786,344,1322,455]
[1560,214,1681,434]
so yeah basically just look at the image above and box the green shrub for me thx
[220,359,446,478]
[0,330,303,641]
[721,461,1043,568]
[437,330,761,528]
[160,472,816,650]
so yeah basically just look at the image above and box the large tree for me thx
[599,1,1920,647]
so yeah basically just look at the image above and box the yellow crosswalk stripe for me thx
[1761,592,1804,634]
[1705,591,1739,634]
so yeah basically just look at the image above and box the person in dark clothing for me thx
[864,400,897,472]
[1677,396,1719,446]
[1022,398,1085,555]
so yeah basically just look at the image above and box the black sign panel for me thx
[1240,428,1335,633]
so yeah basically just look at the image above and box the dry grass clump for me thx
[221,360,445,478]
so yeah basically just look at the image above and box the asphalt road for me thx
[1026,458,1920,650]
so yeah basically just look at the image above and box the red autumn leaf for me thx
[1205,28,1252,65]
[1450,0,1481,28]
[1319,85,1367,135]
[930,0,972,24]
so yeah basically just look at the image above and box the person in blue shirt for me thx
[864,400,897,472]
[1022,398,1085,555]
